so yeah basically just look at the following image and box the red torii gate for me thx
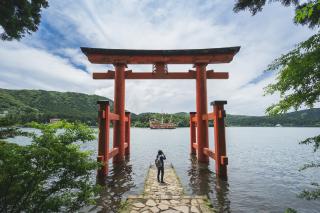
[81,47,240,180]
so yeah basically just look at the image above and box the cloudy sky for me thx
[0,0,316,115]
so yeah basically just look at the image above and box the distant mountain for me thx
[0,88,319,127]
[226,108,320,127]
[0,88,112,126]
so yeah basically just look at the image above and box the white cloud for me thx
[0,0,316,115]
[0,41,106,93]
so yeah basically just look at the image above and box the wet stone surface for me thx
[121,165,216,213]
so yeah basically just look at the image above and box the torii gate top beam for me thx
[80,47,240,64]
[81,47,240,80]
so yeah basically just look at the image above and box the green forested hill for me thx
[0,89,112,126]
[0,88,319,127]
[226,108,320,127]
[131,110,320,127]
[130,112,190,127]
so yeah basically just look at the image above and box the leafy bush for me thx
[0,121,100,212]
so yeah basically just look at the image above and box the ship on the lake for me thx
[149,116,177,129]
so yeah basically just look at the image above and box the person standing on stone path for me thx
[156,150,166,183]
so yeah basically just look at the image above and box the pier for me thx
[121,165,216,213]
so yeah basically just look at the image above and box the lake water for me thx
[8,127,320,213]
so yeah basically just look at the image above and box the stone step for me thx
[120,165,216,213]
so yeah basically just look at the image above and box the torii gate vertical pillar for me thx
[125,111,131,155]
[97,100,110,177]
[113,63,126,162]
[212,101,228,179]
[195,63,209,163]
[189,112,197,155]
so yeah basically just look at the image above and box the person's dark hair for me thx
[158,150,163,155]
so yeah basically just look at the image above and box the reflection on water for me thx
[188,155,214,195]
[188,154,231,212]
[97,159,135,213]
[214,177,231,212]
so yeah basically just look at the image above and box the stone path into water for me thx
[121,165,216,213]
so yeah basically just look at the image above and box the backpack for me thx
[155,156,162,168]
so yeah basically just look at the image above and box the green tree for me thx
[0,121,100,212]
[0,0,49,40]
[233,0,320,28]
[234,0,320,206]
[264,33,320,115]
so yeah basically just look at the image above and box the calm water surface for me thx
[9,127,320,213]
